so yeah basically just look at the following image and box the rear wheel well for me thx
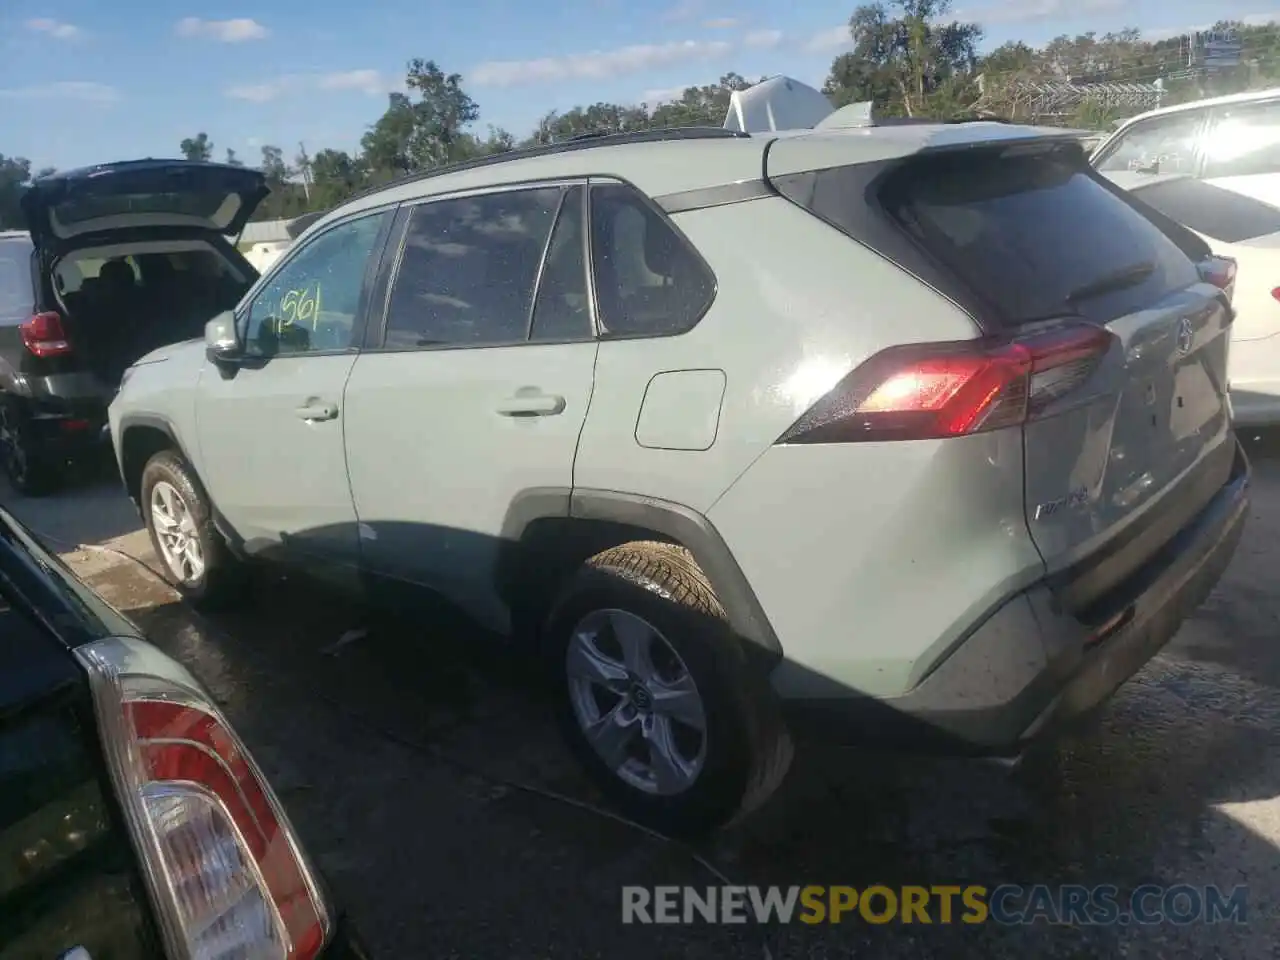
[501,517,681,640]
[120,425,177,505]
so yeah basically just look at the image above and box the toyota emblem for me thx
[1176,316,1194,356]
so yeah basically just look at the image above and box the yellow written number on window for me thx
[279,286,323,329]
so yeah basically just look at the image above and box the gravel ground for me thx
[7,437,1280,959]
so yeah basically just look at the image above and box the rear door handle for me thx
[495,393,566,417]
[295,400,339,422]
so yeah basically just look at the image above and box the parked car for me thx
[1093,87,1280,425]
[0,161,266,495]
[110,116,1249,836]
[0,503,366,958]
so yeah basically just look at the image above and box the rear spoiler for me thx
[722,76,1026,133]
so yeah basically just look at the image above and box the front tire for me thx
[140,450,242,606]
[545,541,792,837]
[0,399,56,497]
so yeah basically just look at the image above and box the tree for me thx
[361,92,418,178]
[824,0,983,116]
[308,149,365,210]
[648,73,758,127]
[225,148,243,166]
[404,58,480,167]
[527,102,651,145]
[179,132,214,161]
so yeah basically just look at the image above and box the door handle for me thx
[295,400,339,422]
[495,393,566,417]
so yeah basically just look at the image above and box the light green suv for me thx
[110,121,1249,835]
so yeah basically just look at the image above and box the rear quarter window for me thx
[880,147,1200,326]
[0,239,35,326]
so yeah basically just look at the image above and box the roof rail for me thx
[341,125,750,207]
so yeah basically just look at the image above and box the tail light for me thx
[20,311,72,357]
[75,637,330,959]
[778,322,1114,444]
[1200,255,1237,296]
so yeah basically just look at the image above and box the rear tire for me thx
[140,450,243,607]
[545,541,792,837]
[0,398,56,497]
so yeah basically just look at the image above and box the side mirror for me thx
[205,310,242,362]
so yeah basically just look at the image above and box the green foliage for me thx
[179,132,213,162]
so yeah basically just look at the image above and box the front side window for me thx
[384,187,569,349]
[242,210,389,357]
[589,182,715,338]
[1094,112,1205,176]
[1204,99,1280,178]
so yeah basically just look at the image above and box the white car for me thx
[1093,88,1280,425]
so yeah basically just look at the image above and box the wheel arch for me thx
[498,487,783,658]
[117,415,247,559]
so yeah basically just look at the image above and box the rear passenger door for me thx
[342,183,597,633]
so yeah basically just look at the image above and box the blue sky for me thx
[1,0,1276,171]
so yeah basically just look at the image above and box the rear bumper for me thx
[782,439,1251,755]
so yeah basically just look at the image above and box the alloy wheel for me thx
[150,480,206,583]
[565,608,708,796]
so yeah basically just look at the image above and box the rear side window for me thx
[385,187,564,348]
[589,182,715,337]
[0,239,35,326]
[880,149,1200,325]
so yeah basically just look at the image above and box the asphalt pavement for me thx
[6,440,1280,959]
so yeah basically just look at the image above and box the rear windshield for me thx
[880,148,1200,325]
[0,238,35,326]
[1126,177,1280,244]
[53,191,241,228]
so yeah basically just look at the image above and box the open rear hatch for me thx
[16,161,266,388]
[766,131,1237,619]
[20,160,268,249]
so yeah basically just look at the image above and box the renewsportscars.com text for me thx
[621,884,1248,926]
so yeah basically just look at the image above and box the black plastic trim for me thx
[114,413,247,558]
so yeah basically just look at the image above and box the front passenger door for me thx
[194,208,392,565]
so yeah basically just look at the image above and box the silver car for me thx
[107,119,1250,835]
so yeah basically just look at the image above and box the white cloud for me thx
[641,85,692,104]
[318,69,386,95]
[704,16,739,28]
[958,0,1121,24]
[24,18,82,40]
[1146,11,1280,41]
[744,29,784,49]
[804,25,852,53]
[175,17,269,42]
[0,80,118,103]
[471,39,733,87]
[226,70,388,102]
